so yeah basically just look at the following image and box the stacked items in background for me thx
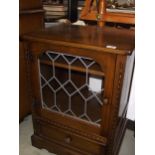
[43,0,67,22]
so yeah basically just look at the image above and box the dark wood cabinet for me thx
[19,0,43,10]
[22,24,134,155]
[19,0,44,121]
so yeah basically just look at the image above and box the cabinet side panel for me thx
[106,55,126,155]
[106,52,134,155]
[119,51,135,117]
[19,41,31,121]
[112,51,135,155]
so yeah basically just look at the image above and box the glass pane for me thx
[39,50,105,125]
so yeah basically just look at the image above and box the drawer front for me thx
[20,0,42,10]
[19,12,44,36]
[37,120,106,155]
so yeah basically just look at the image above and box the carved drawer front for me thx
[38,120,106,155]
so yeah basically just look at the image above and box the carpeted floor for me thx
[19,115,135,155]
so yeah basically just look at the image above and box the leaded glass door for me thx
[38,50,106,126]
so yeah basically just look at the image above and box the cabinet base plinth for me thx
[31,134,105,155]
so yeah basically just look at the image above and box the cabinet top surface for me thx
[22,24,135,55]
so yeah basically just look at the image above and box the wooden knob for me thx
[65,136,72,144]
[104,98,108,104]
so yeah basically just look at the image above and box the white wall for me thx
[127,69,135,121]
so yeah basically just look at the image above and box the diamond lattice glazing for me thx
[39,50,105,125]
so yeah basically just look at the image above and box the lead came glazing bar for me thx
[39,50,105,125]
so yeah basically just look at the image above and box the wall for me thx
[127,69,135,121]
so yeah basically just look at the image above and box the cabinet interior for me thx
[39,50,105,125]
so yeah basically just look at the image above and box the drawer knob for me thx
[65,136,72,144]
[104,98,108,104]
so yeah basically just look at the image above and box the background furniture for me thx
[80,0,135,26]
[19,0,44,121]
[68,0,78,22]
[42,0,68,22]
[22,24,135,155]
[42,0,78,23]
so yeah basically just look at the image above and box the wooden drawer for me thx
[37,120,106,155]
[20,0,42,10]
[19,11,44,36]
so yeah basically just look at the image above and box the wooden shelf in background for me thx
[80,0,135,25]
[40,60,105,77]
[105,12,135,24]
[81,10,135,24]
[20,9,44,15]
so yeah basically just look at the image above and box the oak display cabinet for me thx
[22,24,134,155]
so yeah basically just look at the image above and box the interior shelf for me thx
[40,60,105,77]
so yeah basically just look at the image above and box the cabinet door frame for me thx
[28,41,116,136]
